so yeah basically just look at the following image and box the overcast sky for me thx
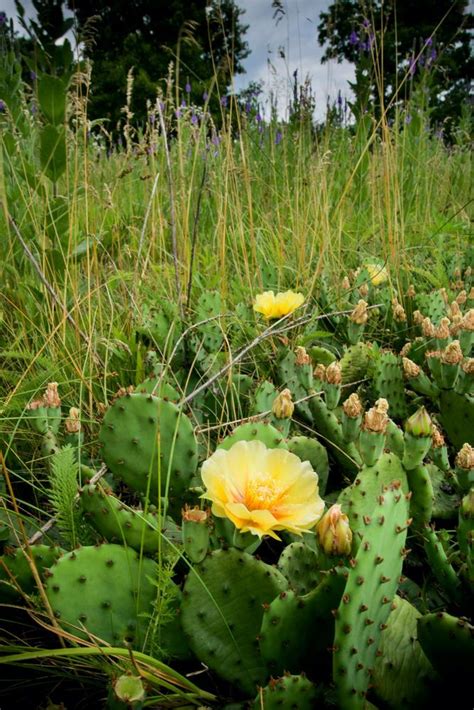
[1,0,354,119]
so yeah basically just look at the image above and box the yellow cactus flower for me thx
[201,440,324,539]
[253,290,305,320]
[364,263,388,286]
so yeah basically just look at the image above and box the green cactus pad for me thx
[346,453,408,539]
[373,351,408,420]
[277,541,321,595]
[181,548,288,695]
[259,569,346,677]
[372,596,435,709]
[417,612,474,678]
[340,343,372,387]
[310,345,337,367]
[406,465,434,529]
[333,483,410,709]
[308,396,362,478]
[135,377,181,402]
[45,544,157,647]
[251,380,291,436]
[287,436,329,496]
[429,464,460,520]
[218,421,287,451]
[277,349,313,422]
[80,483,181,554]
[99,392,198,515]
[439,390,474,449]
[415,290,447,326]
[0,545,61,602]
[423,526,462,604]
[252,674,318,709]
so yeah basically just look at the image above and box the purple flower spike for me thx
[159,101,165,112]
[245,101,251,113]
[362,18,370,28]
[349,30,358,46]
[149,113,155,124]
[255,112,262,123]
[425,37,433,46]
[185,82,191,94]
[175,109,181,119]
[181,99,186,108]
[409,57,416,76]
[337,90,342,108]
[203,91,208,102]
[0,12,6,25]
[191,113,198,125]
[0,99,6,112]
[220,96,228,107]
[275,131,282,145]
[405,114,412,125]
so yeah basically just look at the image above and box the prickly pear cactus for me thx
[333,483,410,709]
[417,612,474,678]
[218,421,287,451]
[340,343,372,387]
[181,548,288,695]
[373,352,408,419]
[372,596,435,709]
[345,453,408,539]
[259,569,346,677]
[277,541,321,595]
[45,544,157,647]
[438,390,474,448]
[252,673,318,709]
[80,484,180,554]
[0,545,61,602]
[99,392,198,516]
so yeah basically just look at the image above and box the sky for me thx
[1,0,354,120]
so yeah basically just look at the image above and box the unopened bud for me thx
[114,675,145,704]
[295,346,310,366]
[439,288,449,304]
[456,444,474,471]
[413,310,424,325]
[359,283,369,298]
[453,267,462,279]
[406,284,416,298]
[65,407,81,434]
[342,393,363,419]
[313,364,327,381]
[404,406,432,438]
[112,385,135,401]
[363,399,389,433]
[399,342,412,358]
[350,300,368,325]
[462,358,474,375]
[182,505,209,523]
[341,276,351,290]
[441,340,463,365]
[433,317,450,340]
[449,301,461,318]
[462,309,474,331]
[393,303,407,322]
[450,314,463,335]
[326,362,342,385]
[272,389,295,419]
[431,425,445,449]
[465,267,472,279]
[402,357,420,379]
[43,382,60,408]
[460,489,474,518]
[316,504,353,556]
[422,318,435,338]
[456,290,467,305]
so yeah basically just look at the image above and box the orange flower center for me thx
[244,473,283,511]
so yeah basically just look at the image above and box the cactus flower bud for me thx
[460,488,474,518]
[450,314,463,336]
[441,340,463,365]
[114,675,145,704]
[405,407,432,438]
[430,424,450,471]
[313,364,327,382]
[295,346,311,366]
[363,399,389,433]
[350,300,368,325]
[462,310,474,331]
[433,317,451,341]
[341,276,351,289]
[422,318,435,338]
[43,382,61,408]
[316,504,353,556]
[456,290,467,305]
[406,284,416,298]
[359,283,369,298]
[439,287,449,304]
[393,303,407,322]
[449,301,461,318]
[455,444,474,492]
[182,505,211,563]
[272,389,294,419]
[402,357,420,379]
[463,358,474,374]
[456,444,474,471]
[65,407,81,434]
[431,425,445,449]
[413,310,424,325]
[342,393,363,419]
[325,362,342,385]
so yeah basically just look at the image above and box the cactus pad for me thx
[252,674,318,709]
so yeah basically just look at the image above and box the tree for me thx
[67,0,250,127]
[317,0,473,129]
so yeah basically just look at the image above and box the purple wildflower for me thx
[359,40,368,52]
[362,18,370,28]
[255,112,262,123]
[181,99,186,108]
[211,133,220,146]
[175,109,181,119]
[425,37,433,46]
[30,102,37,114]
[0,12,6,25]
[191,113,198,125]
[409,57,416,76]
[245,101,251,113]
[405,114,412,125]
[202,91,208,102]
[430,48,437,62]
[185,82,191,94]
[149,113,155,124]
[349,30,359,46]
[30,70,37,81]
[220,96,228,107]
[337,90,343,109]
[159,101,165,112]
[275,131,282,145]
[0,99,5,112]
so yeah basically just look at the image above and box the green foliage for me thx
[48,445,81,548]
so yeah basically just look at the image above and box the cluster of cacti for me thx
[2,273,473,707]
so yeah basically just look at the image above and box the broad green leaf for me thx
[40,124,66,183]
[38,75,66,125]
